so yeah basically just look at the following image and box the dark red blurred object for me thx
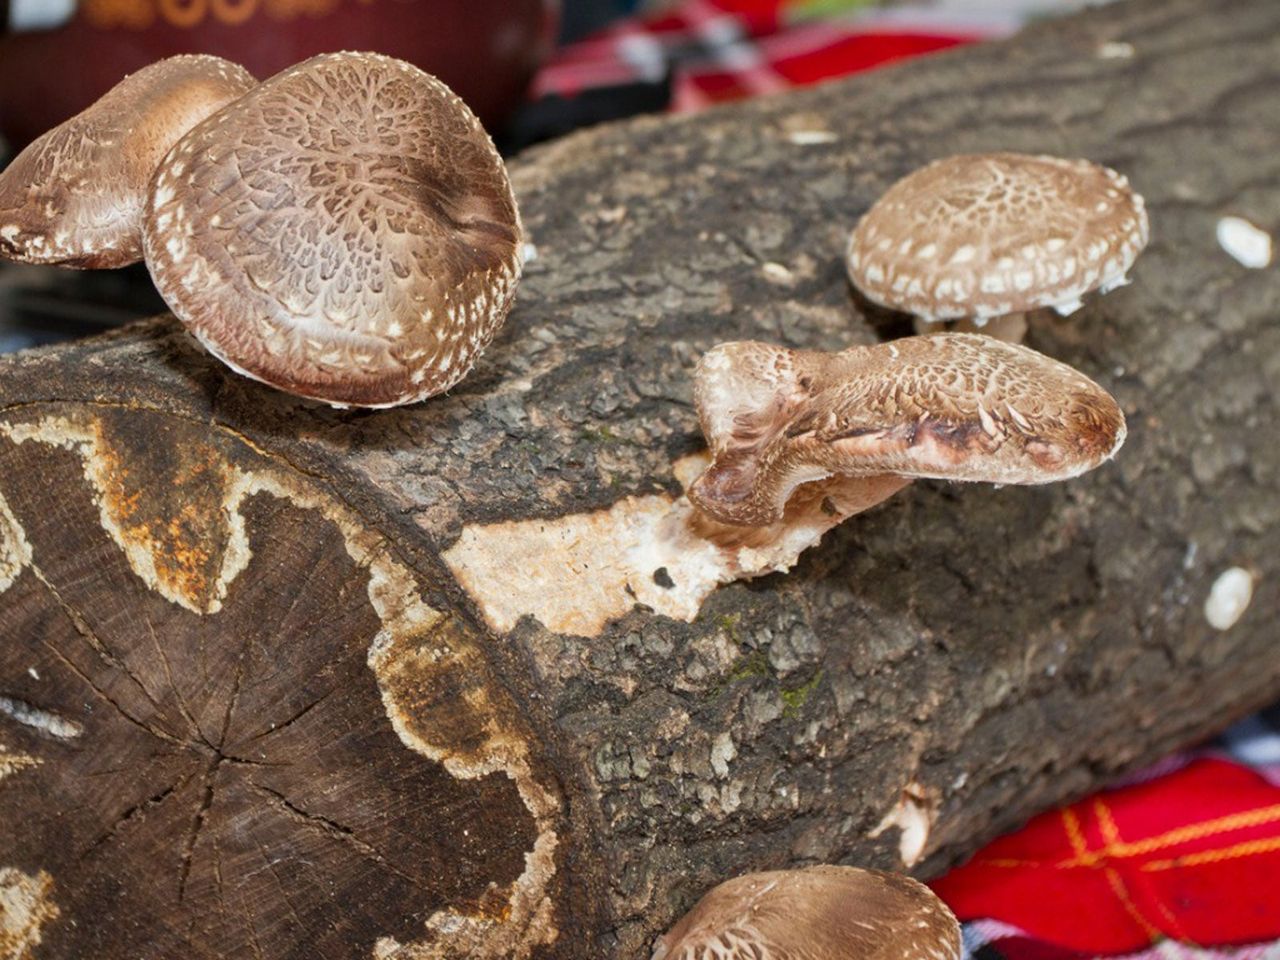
[0,0,558,148]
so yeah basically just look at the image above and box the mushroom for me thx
[846,153,1148,343]
[653,865,961,960]
[690,333,1125,528]
[144,51,523,408]
[0,55,256,268]
[439,334,1126,634]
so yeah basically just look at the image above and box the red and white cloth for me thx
[934,707,1280,957]
[534,0,1082,113]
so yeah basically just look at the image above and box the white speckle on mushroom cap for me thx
[1216,216,1273,268]
[1204,566,1255,631]
[0,55,256,268]
[847,153,1148,324]
[652,865,960,960]
[144,51,523,408]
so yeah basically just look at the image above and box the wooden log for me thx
[1,0,1278,956]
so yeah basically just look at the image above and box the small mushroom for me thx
[0,55,256,268]
[846,153,1148,342]
[653,865,961,960]
[144,51,524,408]
[690,333,1125,527]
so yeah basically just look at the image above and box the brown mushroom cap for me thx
[690,333,1126,527]
[143,51,523,409]
[653,865,961,960]
[0,55,256,268]
[847,153,1148,323]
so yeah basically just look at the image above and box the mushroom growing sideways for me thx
[690,333,1125,528]
[846,153,1148,343]
[145,51,524,408]
[0,55,256,268]
[653,865,960,960]
[439,334,1124,636]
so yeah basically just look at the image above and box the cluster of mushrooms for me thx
[0,52,522,408]
[0,52,1149,960]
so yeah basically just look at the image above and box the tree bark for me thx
[1,0,1279,957]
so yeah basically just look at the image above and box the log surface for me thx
[2,1,1279,957]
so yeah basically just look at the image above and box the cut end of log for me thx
[0,404,565,959]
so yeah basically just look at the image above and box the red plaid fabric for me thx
[933,706,1280,957]
[534,0,1018,112]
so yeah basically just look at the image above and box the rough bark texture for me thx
[1,1,1278,957]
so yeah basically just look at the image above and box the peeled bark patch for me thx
[0,407,562,959]
[443,453,909,636]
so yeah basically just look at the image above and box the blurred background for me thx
[0,0,1098,352]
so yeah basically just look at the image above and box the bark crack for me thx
[146,613,209,746]
[29,560,191,747]
[241,690,334,744]
[252,783,421,886]
[36,633,188,749]
[177,756,220,904]
[80,770,197,860]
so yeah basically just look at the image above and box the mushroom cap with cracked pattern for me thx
[846,153,1148,323]
[652,865,961,960]
[144,51,523,408]
[691,333,1126,526]
[0,55,256,268]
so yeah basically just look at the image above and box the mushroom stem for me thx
[687,473,910,550]
[967,311,1027,343]
[912,316,946,337]
[912,312,1027,343]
